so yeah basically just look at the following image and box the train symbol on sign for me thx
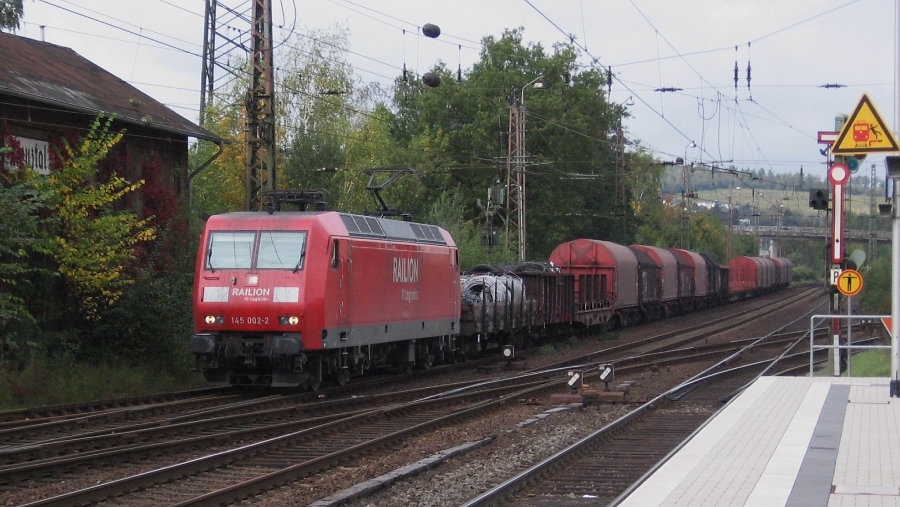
[852,121,883,147]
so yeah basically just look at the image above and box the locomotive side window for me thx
[258,231,308,270]
[206,231,255,270]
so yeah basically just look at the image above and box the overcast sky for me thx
[13,0,899,184]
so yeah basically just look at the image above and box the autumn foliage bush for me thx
[0,115,201,405]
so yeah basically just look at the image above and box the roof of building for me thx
[0,32,222,143]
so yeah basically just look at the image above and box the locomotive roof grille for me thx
[339,213,446,245]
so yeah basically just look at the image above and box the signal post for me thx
[829,94,900,393]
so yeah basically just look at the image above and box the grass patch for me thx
[815,349,891,378]
[539,344,556,355]
[0,356,206,411]
[847,349,891,377]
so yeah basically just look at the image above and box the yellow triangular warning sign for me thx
[832,94,900,154]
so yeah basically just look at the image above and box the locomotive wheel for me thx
[337,371,350,386]
[310,380,321,392]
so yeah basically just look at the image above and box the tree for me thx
[688,210,728,262]
[40,116,155,320]
[278,24,388,214]
[388,28,629,259]
[190,23,383,215]
[422,188,516,270]
[860,255,890,314]
[279,24,355,181]
[190,97,247,214]
[0,149,54,359]
[0,0,22,32]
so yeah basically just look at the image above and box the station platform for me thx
[616,376,900,507]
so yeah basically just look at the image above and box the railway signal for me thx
[809,188,829,210]
[828,163,849,264]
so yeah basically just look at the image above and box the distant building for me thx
[0,31,222,208]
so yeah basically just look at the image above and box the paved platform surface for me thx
[616,377,900,507]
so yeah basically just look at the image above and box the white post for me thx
[847,295,853,377]
[891,185,900,396]
[834,323,841,377]
[891,0,900,397]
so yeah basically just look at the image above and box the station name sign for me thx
[4,136,50,175]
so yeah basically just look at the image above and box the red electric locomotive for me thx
[189,211,460,387]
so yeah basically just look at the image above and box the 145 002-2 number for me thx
[231,316,269,325]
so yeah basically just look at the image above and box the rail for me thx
[808,314,890,376]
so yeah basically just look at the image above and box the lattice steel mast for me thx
[506,100,526,261]
[199,0,217,124]
[244,0,276,211]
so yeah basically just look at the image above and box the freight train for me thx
[188,211,792,387]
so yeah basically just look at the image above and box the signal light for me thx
[809,188,829,210]
[834,155,864,173]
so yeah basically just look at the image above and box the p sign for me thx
[830,268,842,285]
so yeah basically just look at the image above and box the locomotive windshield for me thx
[206,231,255,269]
[205,231,308,271]
[257,231,308,270]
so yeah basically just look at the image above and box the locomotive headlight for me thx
[205,315,223,325]
[279,316,300,326]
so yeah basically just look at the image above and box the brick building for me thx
[0,31,223,203]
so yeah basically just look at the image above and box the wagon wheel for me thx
[337,371,351,386]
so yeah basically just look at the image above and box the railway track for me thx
[328,287,854,507]
[458,292,836,507]
[11,375,567,506]
[2,286,851,507]
[0,350,511,465]
[0,387,235,429]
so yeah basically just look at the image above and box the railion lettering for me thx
[232,287,271,297]
[393,257,419,283]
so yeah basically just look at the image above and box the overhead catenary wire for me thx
[27,0,880,176]
[526,0,869,174]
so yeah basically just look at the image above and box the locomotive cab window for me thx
[258,231,308,270]
[206,231,255,270]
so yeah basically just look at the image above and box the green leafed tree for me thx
[860,255,890,314]
[386,28,634,260]
[191,23,385,215]
[0,149,55,359]
[0,0,22,32]
[190,95,247,214]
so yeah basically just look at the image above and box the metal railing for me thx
[809,314,890,376]
[734,225,890,241]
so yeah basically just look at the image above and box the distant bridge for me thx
[731,225,890,243]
